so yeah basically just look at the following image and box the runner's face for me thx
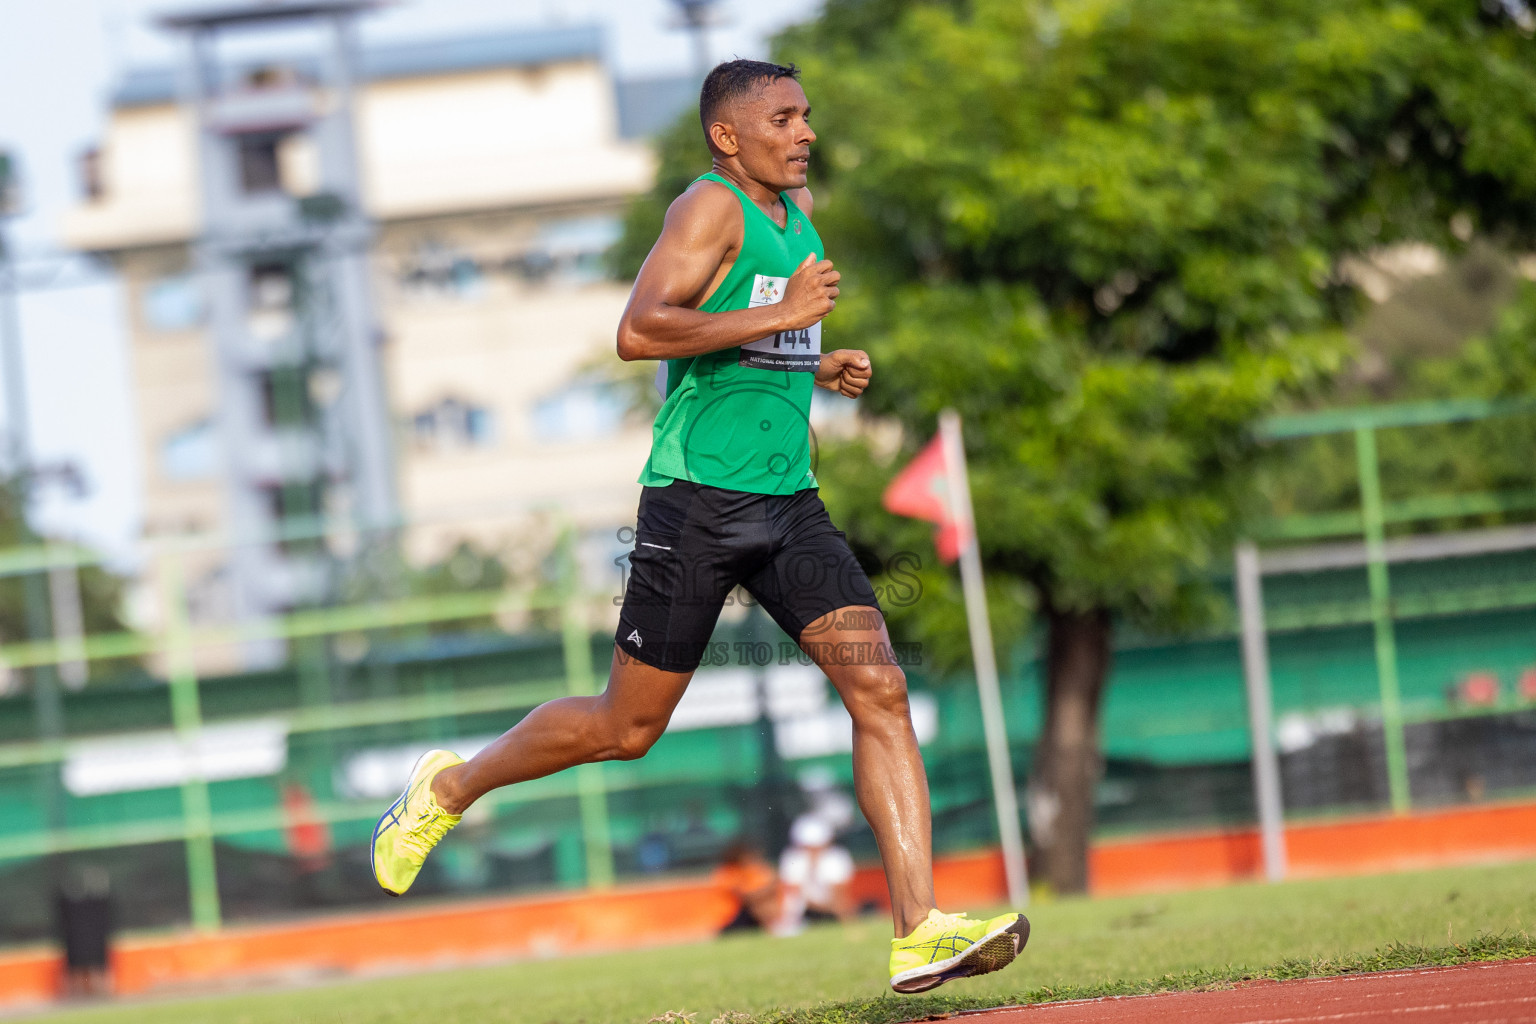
[731,78,815,192]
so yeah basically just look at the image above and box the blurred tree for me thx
[610,115,712,281]
[335,538,516,638]
[616,0,1536,891]
[404,540,512,600]
[1350,243,1521,393]
[1265,250,1536,530]
[0,478,126,684]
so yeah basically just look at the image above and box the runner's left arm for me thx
[815,349,872,398]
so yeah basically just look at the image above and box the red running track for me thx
[964,958,1536,1024]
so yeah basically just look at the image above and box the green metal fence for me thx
[0,397,1535,938]
[1255,396,1536,815]
[0,520,624,932]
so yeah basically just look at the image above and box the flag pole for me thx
[939,409,1029,907]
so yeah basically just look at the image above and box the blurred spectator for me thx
[637,832,671,873]
[282,782,333,874]
[797,766,855,834]
[1455,672,1500,707]
[283,782,333,907]
[776,815,854,935]
[711,840,779,934]
[1519,669,1536,704]
[55,866,113,998]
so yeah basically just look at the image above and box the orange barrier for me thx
[1089,799,1536,894]
[0,951,59,1011]
[850,848,1009,911]
[2,799,1533,1008]
[106,880,737,998]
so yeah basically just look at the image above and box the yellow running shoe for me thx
[889,908,1030,994]
[371,748,465,896]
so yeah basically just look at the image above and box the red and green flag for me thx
[881,434,970,563]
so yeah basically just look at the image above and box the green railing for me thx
[1256,395,1536,815]
[1,396,1534,932]
[0,520,618,932]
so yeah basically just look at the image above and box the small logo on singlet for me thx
[627,629,643,648]
[741,273,821,371]
[793,219,802,234]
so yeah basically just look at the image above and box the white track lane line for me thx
[991,961,1536,1020]
[1194,994,1536,1024]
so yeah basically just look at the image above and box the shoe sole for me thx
[890,915,1031,994]
[370,750,434,897]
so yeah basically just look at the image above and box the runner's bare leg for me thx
[429,653,692,813]
[802,606,935,937]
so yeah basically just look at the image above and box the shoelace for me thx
[398,805,455,858]
[899,910,970,946]
[928,910,969,932]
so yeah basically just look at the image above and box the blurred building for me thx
[63,20,695,664]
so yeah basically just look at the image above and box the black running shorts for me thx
[615,481,883,673]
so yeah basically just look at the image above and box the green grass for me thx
[40,859,1536,1024]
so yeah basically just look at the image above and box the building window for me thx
[530,378,625,443]
[247,262,297,343]
[161,419,219,480]
[78,148,103,201]
[258,369,315,428]
[238,133,284,194]
[249,263,295,310]
[412,397,498,451]
[510,215,621,287]
[261,481,323,522]
[399,242,485,300]
[245,64,301,90]
[143,275,204,331]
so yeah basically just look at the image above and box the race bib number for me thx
[739,274,822,371]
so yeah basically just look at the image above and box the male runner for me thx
[372,59,1029,994]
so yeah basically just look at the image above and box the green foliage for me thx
[817,437,1033,674]
[334,539,517,638]
[0,478,125,659]
[403,540,512,598]
[1264,259,1536,531]
[608,0,1536,664]
[610,114,714,281]
[768,0,1536,643]
[1352,243,1522,390]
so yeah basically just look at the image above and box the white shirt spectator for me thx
[779,843,854,907]
[775,815,855,934]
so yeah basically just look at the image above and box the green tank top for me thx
[637,172,825,495]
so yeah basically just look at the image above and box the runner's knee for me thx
[602,713,668,761]
[842,665,910,724]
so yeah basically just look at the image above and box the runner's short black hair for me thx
[699,59,802,137]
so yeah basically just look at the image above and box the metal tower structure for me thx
[161,1,397,662]
[669,0,725,78]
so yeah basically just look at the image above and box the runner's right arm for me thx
[616,181,839,362]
